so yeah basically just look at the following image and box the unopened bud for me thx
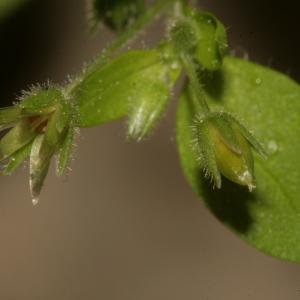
[0,87,73,201]
[193,112,266,190]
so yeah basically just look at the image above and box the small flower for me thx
[0,87,74,204]
[193,111,266,190]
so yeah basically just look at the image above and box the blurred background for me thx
[0,0,300,299]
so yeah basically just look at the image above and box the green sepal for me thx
[20,88,64,115]
[208,119,255,189]
[73,50,166,127]
[45,110,64,147]
[193,113,221,188]
[0,106,22,127]
[170,8,227,70]
[29,106,68,198]
[3,141,32,175]
[178,5,227,71]
[0,119,35,161]
[29,134,54,199]
[56,124,75,176]
[177,56,300,262]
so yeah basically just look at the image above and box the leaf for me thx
[73,50,171,127]
[176,56,300,262]
[88,0,145,32]
[29,134,53,200]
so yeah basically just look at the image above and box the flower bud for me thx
[170,20,199,56]
[170,8,228,70]
[0,87,73,203]
[192,12,228,70]
[193,112,266,190]
[127,46,180,141]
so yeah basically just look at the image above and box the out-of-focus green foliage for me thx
[0,0,29,21]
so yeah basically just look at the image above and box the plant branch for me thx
[65,0,179,96]
[90,0,178,71]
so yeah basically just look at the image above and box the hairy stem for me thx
[180,53,210,114]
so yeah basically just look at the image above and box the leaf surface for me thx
[74,50,178,128]
[176,56,300,262]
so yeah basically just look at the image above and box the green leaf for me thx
[89,0,145,32]
[45,110,63,147]
[73,50,167,127]
[55,99,70,133]
[127,57,180,140]
[126,63,171,140]
[176,56,300,262]
[192,12,228,70]
[0,106,22,128]
[172,6,228,70]
[0,119,35,160]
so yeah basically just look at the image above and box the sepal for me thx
[193,111,266,190]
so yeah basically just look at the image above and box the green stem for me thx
[180,53,210,114]
[90,0,178,72]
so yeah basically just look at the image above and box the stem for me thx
[65,0,178,96]
[180,53,210,114]
[91,0,177,71]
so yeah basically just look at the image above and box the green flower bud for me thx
[170,7,228,70]
[0,87,73,204]
[192,12,228,70]
[193,112,266,190]
[127,45,181,141]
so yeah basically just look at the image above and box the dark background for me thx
[0,0,299,299]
